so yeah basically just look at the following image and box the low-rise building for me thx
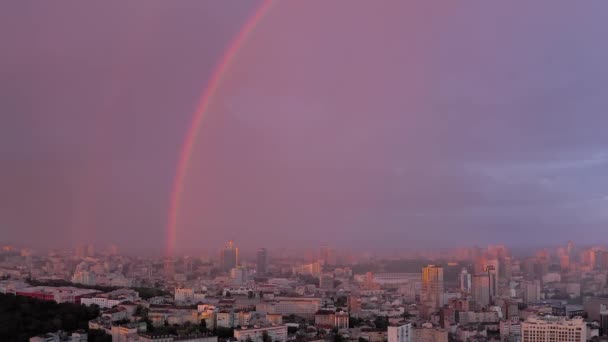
[314,309,349,329]
[16,286,99,304]
[101,306,129,322]
[81,288,140,308]
[138,333,218,342]
[234,325,288,342]
[110,322,147,342]
[29,330,87,342]
[413,323,448,342]
[521,315,586,342]
[256,297,322,320]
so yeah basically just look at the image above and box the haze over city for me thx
[3,1,608,254]
[7,2,608,342]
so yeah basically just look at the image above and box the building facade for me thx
[388,322,413,342]
[221,241,238,272]
[257,248,268,275]
[233,325,287,342]
[421,265,444,314]
[521,316,586,342]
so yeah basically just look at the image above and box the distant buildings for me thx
[472,273,493,310]
[319,273,334,290]
[320,246,334,266]
[71,270,96,286]
[233,325,288,342]
[256,248,268,275]
[413,322,448,342]
[583,297,608,321]
[421,265,444,314]
[388,322,413,342]
[174,287,206,304]
[16,286,99,304]
[80,288,140,308]
[221,241,238,272]
[110,322,147,342]
[8,241,608,342]
[139,334,217,342]
[230,267,247,285]
[522,280,541,303]
[521,315,586,342]
[314,309,349,329]
[459,268,471,294]
[29,330,88,342]
[256,297,322,319]
[292,262,321,277]
[373,273,421,289]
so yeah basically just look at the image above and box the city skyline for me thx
[0,239,597,261]
[4,236,608,341]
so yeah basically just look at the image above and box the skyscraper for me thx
[472,273,491,310]
[320,246,333,266]
[257,248,268,275]
[86,243,95,257]
[221,240,238,272]
[460,268,472,293]
[421,265,444,313]
[522,280,540,303]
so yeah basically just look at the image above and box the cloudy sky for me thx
[2,1,608,253]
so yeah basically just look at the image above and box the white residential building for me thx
[234,325,287,342]
[388,322,413,342]
[175,287,206,304]
[521,315,586,342]
[256,297,321,319]
[80,288,140,308]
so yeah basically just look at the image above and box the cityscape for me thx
[3,1,608,342]
[4,241,608,342]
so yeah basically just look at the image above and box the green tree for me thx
[374,316,388,330]
[0,293,101,341]
[349,316,363,327]
[89,329,112,342]
[335,296,347,307]
[215,327,234,338]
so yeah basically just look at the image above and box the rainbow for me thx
[165,0,274,256]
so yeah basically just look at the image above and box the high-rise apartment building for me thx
[567,241,574,259]
[421,265,444,313]
[257,248,268,275]
[521,316,586,342]
[472,273,490,310]
[231,266,247,285]
[320,246,334,266]
[388,322,413,342]
[221,240,238,272]
[600,308,608,336]
[522,280,541,303]
[460,268,472,293]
